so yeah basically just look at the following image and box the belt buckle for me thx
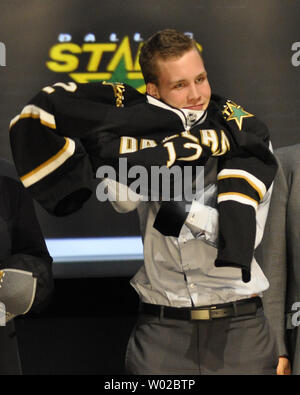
[190,308,211,320]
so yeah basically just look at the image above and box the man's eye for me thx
[174,83,185,89]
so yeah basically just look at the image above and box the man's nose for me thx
[187,83,201,102]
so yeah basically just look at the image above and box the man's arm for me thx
[102,175,222,248]
[100,178,143,213]
[184,178,273,249]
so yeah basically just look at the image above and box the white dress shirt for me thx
[102,174,271,307]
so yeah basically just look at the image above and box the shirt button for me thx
[190,283,195,289]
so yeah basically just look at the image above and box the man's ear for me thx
[146,83,160,99]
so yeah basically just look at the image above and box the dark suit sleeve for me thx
[260,159,288,357]
[283,148,300,373]
[0,177,54,312]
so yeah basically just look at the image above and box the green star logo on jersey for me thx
[223,101,254,131]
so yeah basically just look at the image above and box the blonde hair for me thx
[139,29,201,85]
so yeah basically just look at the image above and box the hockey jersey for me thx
[9,81,278,282]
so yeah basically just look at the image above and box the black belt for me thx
[140,297,262,321]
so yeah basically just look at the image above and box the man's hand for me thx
[277,357,292,375]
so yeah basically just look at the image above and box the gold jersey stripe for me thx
[218,174,263,201]
[217,169,266,201]
[0,270,4,282]
[218,192,258,210]
[20,137,75,188]
[10,105,56,130]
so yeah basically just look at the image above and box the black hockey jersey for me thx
[9,81,278,282]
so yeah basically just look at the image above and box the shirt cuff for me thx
[185,200,219,244]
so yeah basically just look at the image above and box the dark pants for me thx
[125,307,278,375]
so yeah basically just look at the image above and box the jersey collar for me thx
[146,94,207,130]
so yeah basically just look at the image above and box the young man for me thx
[104,29,279,375]
[140,32,210,112]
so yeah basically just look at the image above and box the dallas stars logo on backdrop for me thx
[46,35,146,92]
[222,100,254,131]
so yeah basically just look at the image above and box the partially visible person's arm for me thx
[260,161,290,374]
[277,357,291,375]
[0,177,53,312]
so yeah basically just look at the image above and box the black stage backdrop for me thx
[0,0,300,274]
